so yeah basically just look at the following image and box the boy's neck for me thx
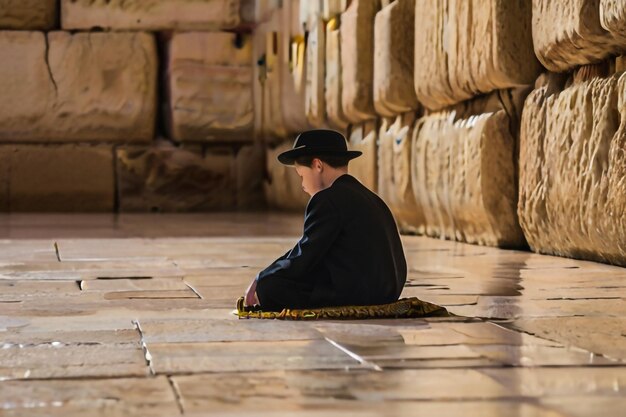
[321,168,349,190]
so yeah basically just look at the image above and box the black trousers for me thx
[256,265,333,312]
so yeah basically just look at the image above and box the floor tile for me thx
[0,376,180,416]
[146,340,360,374]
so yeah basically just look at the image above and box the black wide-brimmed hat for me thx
[277,129,362,165]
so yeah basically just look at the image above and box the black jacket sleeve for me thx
[256,192,341,282]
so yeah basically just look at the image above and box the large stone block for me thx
[305,17,326,127]
[325,20,350,130]
[1,145,114,212]
[275,0,311,135]
[378,113,424,234]
[255,0,282,20]
[235,144,266,209]
[264,142,309,211]
[299,0,321,33]
[411,92,526,247]
[239,0,256,24]
[0,31,156,142]
[279,0,310,134]
[373,0,418,117]
[116,141,237,212]
[518,71,626,266]
[0,0,57,30]
[341,0,379,123]
[254,4,310,139]
[414,0,540,111]
[601,0,626,41]
[61,0,240,31]
[532,0,626,72]
[0,147,9,211]
[253,11,284,139]
[348,122,378,192]
[168,32,253,142]
[0,32,50,141]
[323,0,350,20]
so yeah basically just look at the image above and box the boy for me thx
[244,129,407,311]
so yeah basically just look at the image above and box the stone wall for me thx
[411,90,527,248]
[257,0,626,267]
[0,0,57,30]
[61,0,241,31]
[517,0,626,265]
[0,145,115,212]
[532,0,626,72]
[414,0,540,111]
[167,32,254,142]
[518,68,626,266]
[0,31,157,142]
[0,0,263,212]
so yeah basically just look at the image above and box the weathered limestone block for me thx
[0,145,114,212]
[378,114,425,233]
[253,11,284,139]
[62,0,240,31]
[169,32,253,142]
[349,122,378,192]
[412,115,455,239]
[239,0,256,24]
[412,99,525,247]
[325,20,350,130]
[601,0,626,41]
[0,31,156,142]
[0,0,57,29]
[279,0,310,135]
[533,0,626,72]
[255,0,282,20]
[265,142,309,211]
[414,0,540,110]
[518,72,626,266]
[299,0,321,32]
[235,144,266,209]
[0,148,10,211]
[0,32,51,140]
[116,141,237,212]
[617,55,626,73]
[266,26,286,137]
[305,17,326,127]
[413,0,452,112]
[289,4,307,102]
[373,0,418,117]
[341,0,379,123]
[254,4,309,139]
[323,0,349,20]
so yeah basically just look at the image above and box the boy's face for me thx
[294,159,324,197]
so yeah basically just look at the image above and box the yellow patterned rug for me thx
[235,297,450,320]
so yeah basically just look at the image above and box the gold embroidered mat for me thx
[235,297,449,320]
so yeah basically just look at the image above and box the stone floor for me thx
[0,213,625,417]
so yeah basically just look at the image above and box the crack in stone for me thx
[53,242,61,262]
[167,376,185,416]
[132,320,154,375]
[96,276,152,280]
[546,297,622,300]
[43,34,58,96]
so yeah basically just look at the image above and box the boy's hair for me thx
[294,155,350,169]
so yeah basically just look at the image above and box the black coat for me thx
[257,174,407,307]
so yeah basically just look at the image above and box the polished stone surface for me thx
[0,213,624,416]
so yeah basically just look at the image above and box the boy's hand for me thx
[244,277,259,307]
